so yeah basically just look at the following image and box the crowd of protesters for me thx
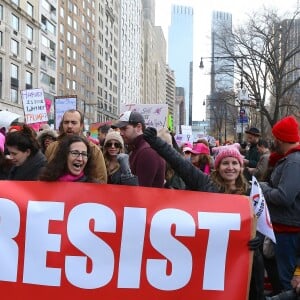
[1,109,300,299]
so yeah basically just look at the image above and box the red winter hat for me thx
[272,116,300,143]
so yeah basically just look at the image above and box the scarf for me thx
[58,171,84,182]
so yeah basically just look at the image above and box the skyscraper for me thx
[211,11,234,94]
[168,5,193,126]
[205,11,234,142]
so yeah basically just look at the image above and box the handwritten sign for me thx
[21,89,48,124]
[54,96,77,129]
[120,104,168,130]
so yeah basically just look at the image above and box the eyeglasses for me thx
[105,142,122,148]
[69,150,88,159]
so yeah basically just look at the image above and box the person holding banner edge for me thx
[259,115,300,293]
[143,127,265,300]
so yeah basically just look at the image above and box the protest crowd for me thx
[1,108,300,300]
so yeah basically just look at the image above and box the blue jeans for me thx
[274,232,300,290]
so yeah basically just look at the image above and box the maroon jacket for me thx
[129,135,165,187]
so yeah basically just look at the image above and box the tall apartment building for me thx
[142,0,166,105]
[0,0,40,116]
[168,5,193,126]
[166,65,176,129]
[175,86,185,133]
[210,11,234,94]
[96,0,120,121]
[119,0,143,107]
[206,11,234,139]
[0,0,168,127]
[40,0,57,121]
[57,0,120,125]
[279,18,300,116]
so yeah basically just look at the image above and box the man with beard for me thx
[260,115,300,292]
[45,109,107,183]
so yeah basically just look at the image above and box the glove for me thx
[143,127,157,145]
[117,153,132,176]
[248,236,260,251]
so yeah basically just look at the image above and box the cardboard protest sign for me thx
[21,88,48,124]
[54,96,77,129]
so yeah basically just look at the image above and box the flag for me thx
[250,176,276,243]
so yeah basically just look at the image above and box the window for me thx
[67,16,72,26]
[11,64,19,103]
[11,39,19,56]
[26,25,33,40]
[0,31,3,47]
[73,20,77,31]
[11,88,18,103]
[47,21,55,35]
[60,23,64,34]
[27,2,33,17]
[0,58,2,98]
[25,71,32,85]
[26,48,33,63]
[11,14,19,31]
[60,40,64,51]
[0,4,3,20]
[11,63,18,79]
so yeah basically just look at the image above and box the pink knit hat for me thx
[212,143,244,169]
[0,132,5,152]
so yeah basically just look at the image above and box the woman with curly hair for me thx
[39,135,96,183]
[5,124,46,180]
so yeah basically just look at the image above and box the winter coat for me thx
[260,148,300,227]
[8,151,47,180]
[128,135,165,188]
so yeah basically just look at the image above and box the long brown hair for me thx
[210,170,249,194]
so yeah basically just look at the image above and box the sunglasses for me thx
[105,142,122,148]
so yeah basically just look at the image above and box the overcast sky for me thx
[155,0,299,121]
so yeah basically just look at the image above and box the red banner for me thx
[0,181,254,300]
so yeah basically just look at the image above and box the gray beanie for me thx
[104,131,124,148]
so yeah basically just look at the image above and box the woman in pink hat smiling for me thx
[143,127,264,300]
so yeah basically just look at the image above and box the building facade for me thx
[0,0,40,117]
[168,5,193,126]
